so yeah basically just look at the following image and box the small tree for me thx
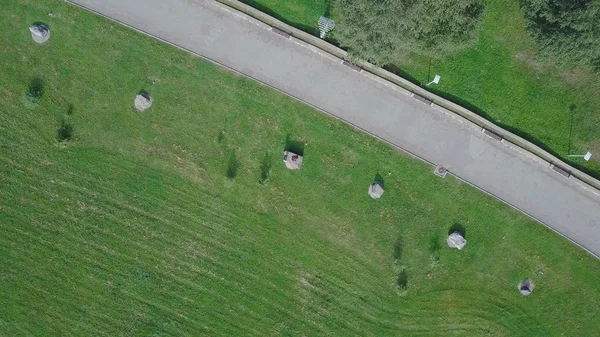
[396,270,408,289]
[521,0,600,70]
[334,0,485,64]
[226,150,239,179]
[23,77,44,109]
[57,119,73,142]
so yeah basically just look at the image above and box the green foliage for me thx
[334,0,485,64]
[226,150,239,179]
[396,269,408,289]
[393,236,403,260]
[22,91,40,109]
[56,118,73,142]
[521,0,600,70]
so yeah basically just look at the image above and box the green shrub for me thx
[334,0,485,64]
[226,150,239,179]
[23,77,44,109]
[57,119,73,142]
[397,270,408,289]
[521,0,600,70]
[393,236,403,261]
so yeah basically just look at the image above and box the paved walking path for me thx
[69,0,600,256]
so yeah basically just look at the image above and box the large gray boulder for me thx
[283,151,303,170]
[134,93,153,112]
[518,278,535,296]
[368,182,384,199]
[29,24,50,44]
[447,232,467,250]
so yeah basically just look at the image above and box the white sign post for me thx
[427,75,441,86]
[568,151,592,161]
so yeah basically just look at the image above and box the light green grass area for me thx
[245,0,600,178]
[2,1,600,336]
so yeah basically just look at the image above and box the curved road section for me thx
[68,0,600,256]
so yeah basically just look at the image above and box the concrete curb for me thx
[215,0,600,193]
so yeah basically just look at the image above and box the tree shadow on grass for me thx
[217,129,226,143]
[374,173,385,187]
[383,64,423,86]
[259,152,272,184]
[397,270,408,289]
[448,223,467,239]
[28,77,44,96]
[57,105,74,142]
[393,235,403,261]
[226,150,239,179]
[32,21,49,29]
[23,76,44,109]
[285,134,305,156]
[238,0,320,36]
[429,233,441,255]
[138,88,151,98]
[428,232,442,266]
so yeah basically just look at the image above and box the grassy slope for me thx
[1,0,600,336]
[246,0,600,177]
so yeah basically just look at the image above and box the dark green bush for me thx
[334,0,485,64]
[23,77,44,109]
[226,150,239,179]
[397,270,408,289]
[521,0,600,70]
[57,119,73,142]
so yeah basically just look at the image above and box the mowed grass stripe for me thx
[2,162,413,335]
[1,175,380,335]
[411,286,548,335]
[2,217,286,336]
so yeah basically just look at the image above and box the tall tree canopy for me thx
[334,0,485,65]
[521,0,600,70]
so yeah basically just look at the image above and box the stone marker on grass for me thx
[134,93,153,112]
[518,278,535,296]
[447,232,467,250]
[283,151,303,170]
[29,24,50,44]
[368,182,384,199]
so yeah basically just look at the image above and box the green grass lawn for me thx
[2,0,600,336]
[243,0,600,178]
